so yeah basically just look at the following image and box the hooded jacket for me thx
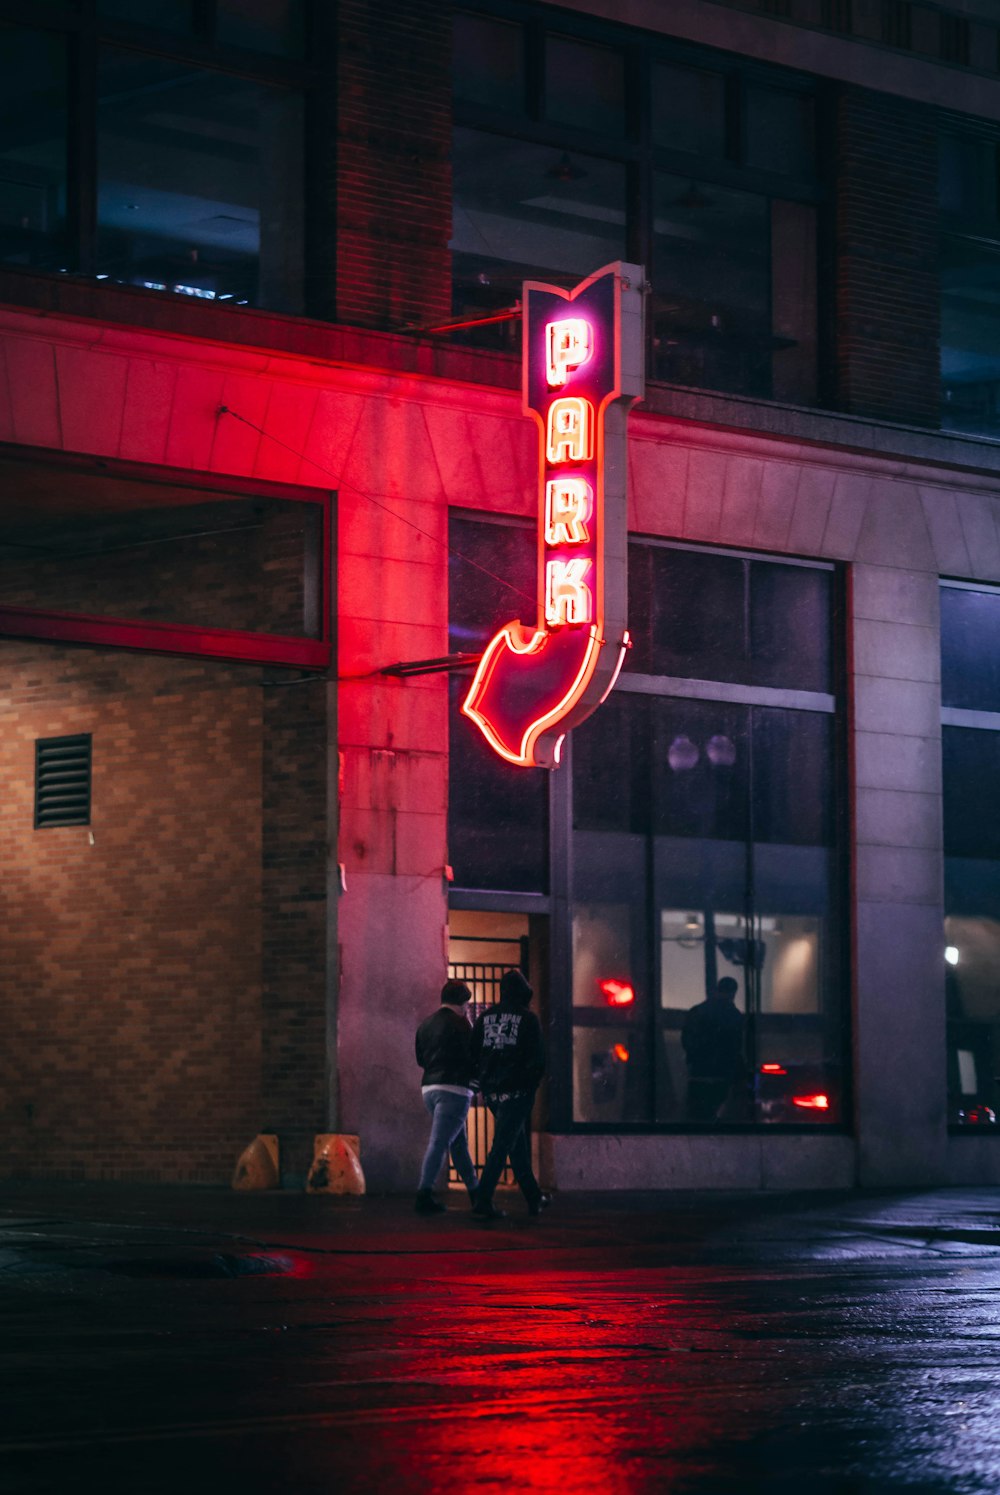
[471,975,545,1099]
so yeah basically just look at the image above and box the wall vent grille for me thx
[35,734,92,828]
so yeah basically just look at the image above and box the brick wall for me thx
[335,0,452,331]
[0,641,328,1183]
[835,87,940,426]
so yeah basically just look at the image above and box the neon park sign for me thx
[462,260,645,768]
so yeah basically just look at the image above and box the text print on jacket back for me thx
[483,1013,522,1048]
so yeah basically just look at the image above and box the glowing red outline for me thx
[462,261,644,768]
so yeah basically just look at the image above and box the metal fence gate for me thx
[447,938,529,1187]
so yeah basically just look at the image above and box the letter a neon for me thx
[546,398,593,464]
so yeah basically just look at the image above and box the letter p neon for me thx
[546,318,592,388]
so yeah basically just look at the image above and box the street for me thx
[2,1185,1000,1493]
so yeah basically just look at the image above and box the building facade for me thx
[2,0,1000,1190]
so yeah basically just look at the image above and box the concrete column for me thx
[852,563,947,1185]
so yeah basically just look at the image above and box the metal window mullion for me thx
[69,26,97,277]
[617,672,836,713]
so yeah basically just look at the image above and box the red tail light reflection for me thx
[759,1063,787,1075]
[612,1043,630,1063]
[792,1093,830,1110]
[599,979,635,1007]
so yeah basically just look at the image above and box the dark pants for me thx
[477,1092,541,1206]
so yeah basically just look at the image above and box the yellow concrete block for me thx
[231,1133,280,1191]
[306,1134,365,1195]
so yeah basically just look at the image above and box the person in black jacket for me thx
[414,979,479,1215]
[470,969,549,1220]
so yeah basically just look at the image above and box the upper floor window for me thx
[0,6,306,314]
[451,6,822,407]
[940,128,1000,440]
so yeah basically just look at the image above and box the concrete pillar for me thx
[851,562,947,1185]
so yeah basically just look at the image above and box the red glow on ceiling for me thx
[791,1093,830,1110]
[759,1063,788,1075]
[612,1043,630,1063]
[599,979,635,1007]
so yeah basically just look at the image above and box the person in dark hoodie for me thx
[470,968,549,1220]
[414,979,479,1215]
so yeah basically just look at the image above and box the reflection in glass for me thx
[0,28,67,271]
[96,50,303,312]
[572,678,843,1127]
[450,128,626,349]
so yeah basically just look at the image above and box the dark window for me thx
[35,734,92,828]
[651,63,725,157]
[96,50,303,310]
[0,27,67,273]
[941,585,1000,712]
[627,544,833,692]
[0,8,306,315]
[545,36,625,136]
[453,11,526,113]
[572,546,844,1129]
[451,10,822,403]
[451,128,627,347]
[944,727,1000,860]
[448,515,547,892]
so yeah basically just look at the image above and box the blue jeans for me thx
[418,1089,477,1193]
[477,1092,541,1207]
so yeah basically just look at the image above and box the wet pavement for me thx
[2,1183,1000,1493]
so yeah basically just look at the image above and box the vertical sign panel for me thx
[463,260,645,768]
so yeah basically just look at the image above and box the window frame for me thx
[451,1,828,401]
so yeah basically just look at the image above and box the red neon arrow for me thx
[462,261,644,769]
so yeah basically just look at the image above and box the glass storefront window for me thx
[448,515,548,893]
[942,582,1000,1128]
[651,63,725,157]
[0,28,67,273]
[96,49,304,312]
[572,547,843,1128]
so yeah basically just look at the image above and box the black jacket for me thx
[471,1000,545,1097]
[415,1006,475,1088]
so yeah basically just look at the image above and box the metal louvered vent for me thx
[35,734,92,828]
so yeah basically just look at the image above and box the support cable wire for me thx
[217,405,537,611]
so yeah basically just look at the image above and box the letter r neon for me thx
[546,397,593,464]
[545,478,592,545]
[545,558,593,625]
[546,318,592,387]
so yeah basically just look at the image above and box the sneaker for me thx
[527,1192,552,1218]
[414,1189,446,1215]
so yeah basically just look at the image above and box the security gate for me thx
[447,937,529,1187]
